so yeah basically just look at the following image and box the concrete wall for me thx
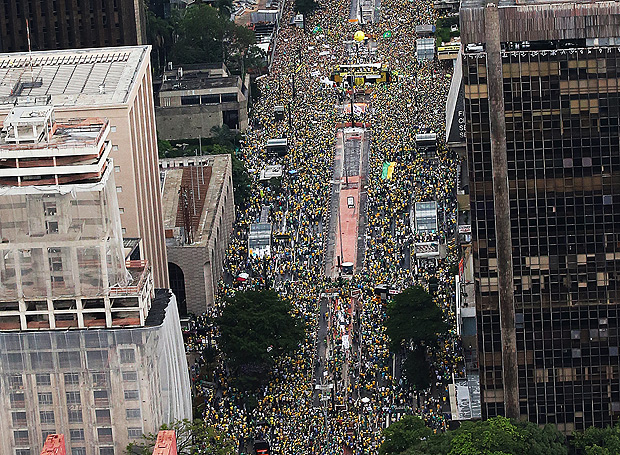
[165,159,235,314]
[155,102,249,141]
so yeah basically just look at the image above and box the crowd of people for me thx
[183,0,469,450]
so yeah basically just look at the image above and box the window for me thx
[48,256,62,272]
[12,411,27,426]
[122,228,127,234]
[42,430,56,442]
[112,145,119,151]
[120,348,135,364]
[201,94,220,104]
[9,375,23,389]
[116,186,122,193]
[94,390,109,407]
[14,430,29,445]
[66,391,81,405]
[114,165,120,172]
[128,428,143,439]
[181,95,200,105]
[221,93,238,102]
[16,450,31,455]
[97,428,113,443]
[36,373,51,386]
[10,392,25,408]
[40,411,55,424]
[68,409,82,423]
[59,351,81,368]
[72,449,87,455]
[64,373,80,385]
[100,448,115,455]
[38,392,53,406]
[126,408,141,420]
[92,372,108,386]
[96,409,111,424]
[124,390,139,400]
[119,208,125,214]
[70,429,85,442]
[43,201,57,216]
[46,220,59,234]
[122,371,137,382]
[110,126,116,132]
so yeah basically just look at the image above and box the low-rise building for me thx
[161,155,235,315]
[156,64,249,141]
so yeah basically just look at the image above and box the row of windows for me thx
[3,347,136,372]
[10,388,140,408]
[14,423,141,447]
[16,448,115,455]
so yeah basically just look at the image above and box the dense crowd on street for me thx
[183,0,467,451]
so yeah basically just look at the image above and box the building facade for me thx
[161,155,235,315]
[0,106,191,455]
[0,0,145,53]
[0,46,169,287]
[155,64,250,141]
[461,0,620,432]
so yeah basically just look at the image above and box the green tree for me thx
[385,286,447,350]
[231,154,251,208]
[146,9,174,75]
[171,4,255,66]
[211,125,239,149]
[157,136,173,159]
[572,422,620,455]
[401,346,431,390]
[126,419,235,455]
[380,416,432,455]
[217,290,304,390]
[413,416,568,455]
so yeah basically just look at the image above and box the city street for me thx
[189,0,462,451]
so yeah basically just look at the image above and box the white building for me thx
[0,106,191,455]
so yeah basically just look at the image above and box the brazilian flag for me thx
[312,25,323,34]
[381,162,389,180]
[382,30,392,39]
[387,162,396,180]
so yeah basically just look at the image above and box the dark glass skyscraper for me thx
[0,0,145,53]
[460,0,620,432]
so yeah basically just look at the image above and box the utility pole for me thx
[350,82,355,128]
[288,102,293,130]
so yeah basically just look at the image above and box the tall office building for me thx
[459,0,620,431]
[0,0,145,53]
[0,46,169,287]
[0,106,191,455]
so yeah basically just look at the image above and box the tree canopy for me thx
[379,416,568,455]
[572,422,620,455]
[126,419,235,455]
[146,3,256,73]
[217,290,305,389]
[294,0,319,16]
[380,416,432,455]
[385,286,447,350]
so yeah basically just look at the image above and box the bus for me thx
[330,63,392,85]
[266,138,288,157]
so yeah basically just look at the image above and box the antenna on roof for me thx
[26,19,34,83]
